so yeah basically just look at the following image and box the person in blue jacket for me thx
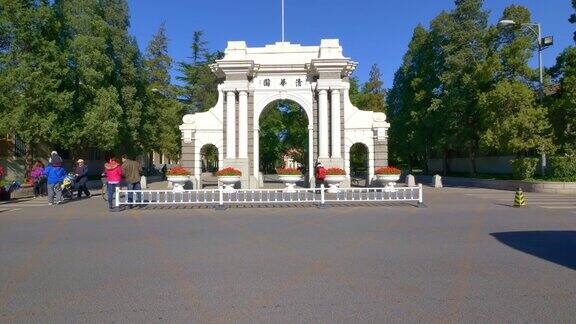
[44,151,66,205]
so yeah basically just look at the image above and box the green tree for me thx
[0,0,72,172]
[434,0,492,175]
[355,64,386,112]
[178,31,223,113]
[258,101,308,173]
[479,80,553,155]
[549,47,576,154]
[388,24,441,171]
[479,5,553,156]
[144,23,183,160]
[99,0,150,156]
[56,0,151,156]
[55,0,122,154]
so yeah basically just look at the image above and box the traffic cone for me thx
[513,187,526,207]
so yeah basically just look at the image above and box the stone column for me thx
[330,89,341,158]
[308,126,314,185]
[253,128,259,181]
[226,91,236,158]
[318,89,329,158]
[238,91,248,158]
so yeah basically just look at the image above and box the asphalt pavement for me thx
[0,187,575,323]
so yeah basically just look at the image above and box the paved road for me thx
[462,187,576,211]
[0,187,575,322]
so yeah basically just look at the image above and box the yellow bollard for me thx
[513,187,526,207]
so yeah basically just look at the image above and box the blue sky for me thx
[128,0,574,87]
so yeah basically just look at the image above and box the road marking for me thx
[0,208,21,213]
[539,206,576,210]
[0,204,47,208]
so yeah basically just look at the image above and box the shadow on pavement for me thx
[491,231,576,271]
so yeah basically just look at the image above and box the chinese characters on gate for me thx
[262,78,303,87]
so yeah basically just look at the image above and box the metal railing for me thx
[115,184,424,209]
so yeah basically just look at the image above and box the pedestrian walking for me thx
[74,159,91,199]
[121,155,142,207]
[104,157,122,212]
[30,161,46,197]
[44,155,66,205]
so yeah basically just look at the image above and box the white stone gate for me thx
[179,39,390,189]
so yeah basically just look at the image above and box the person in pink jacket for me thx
[104,158,122,211]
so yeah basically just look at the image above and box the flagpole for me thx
[281,0,285,42]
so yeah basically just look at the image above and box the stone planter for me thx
[278,175,302,193]
[324,175,346,193]
[218,175,241,193]
[167,175,190,188]
[375,174,401,192]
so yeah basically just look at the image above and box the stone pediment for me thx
[211,39,357,79]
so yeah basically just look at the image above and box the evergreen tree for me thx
[55,0,123,153]
[433,0,491,175]
[387,24,440,171]
[356,64,386,112]
[0,0,72,171]
[54,0,152,156]
[144,24,183,160]
[178,31,222,113]
[99,0,150,156]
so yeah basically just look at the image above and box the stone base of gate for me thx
[223,158,251,189]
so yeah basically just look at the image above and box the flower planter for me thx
[375,174,401,192]
[218,175,241,193]
[278,175,302,193]
[324,175,346,194]
[167,175,190,188]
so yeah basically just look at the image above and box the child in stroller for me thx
[55,173,77,201]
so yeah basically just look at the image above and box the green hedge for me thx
[511,158,539,180]
[548,157,576,181]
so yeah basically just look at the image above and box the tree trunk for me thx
[423,144,430,174]
[468,145,477,177]
[442,148,449,176]
[24,143,33,180]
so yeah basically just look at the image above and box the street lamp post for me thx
[498,19,553,175]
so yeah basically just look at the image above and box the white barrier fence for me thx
[115,184,424,209]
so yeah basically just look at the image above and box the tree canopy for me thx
[387,0,557,174]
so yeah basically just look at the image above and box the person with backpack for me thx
[104,157,122,212]
[44,153,66,205]
[121,155,142,207]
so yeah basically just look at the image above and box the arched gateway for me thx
[179,39,390,189]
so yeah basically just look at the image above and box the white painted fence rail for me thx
[115,184,424,209]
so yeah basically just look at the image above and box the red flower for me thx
[277,168,302,175]
[0,165,4,178]
[325,167,346,175]
[216,167,242,176]
[166,166,191,176]
[375,166,401,175]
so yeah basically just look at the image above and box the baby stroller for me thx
[55,173,76,201]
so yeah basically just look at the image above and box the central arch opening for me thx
[259,100,309,188]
